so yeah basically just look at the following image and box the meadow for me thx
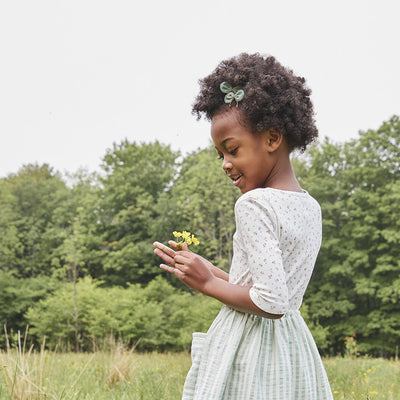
[0,342,399,400]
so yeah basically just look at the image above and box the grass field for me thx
[0,345,399,399]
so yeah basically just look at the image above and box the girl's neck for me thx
[264,154,302,193]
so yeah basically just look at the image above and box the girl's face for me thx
[211,111,277,194]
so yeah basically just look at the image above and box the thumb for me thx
[168,240,189,251]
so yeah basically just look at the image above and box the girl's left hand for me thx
[153,241,215,294]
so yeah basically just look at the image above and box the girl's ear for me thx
[265,129,283,152]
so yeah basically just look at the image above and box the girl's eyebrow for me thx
[214,137,236,152]
[222,137,234,145]
[220,137,235,149]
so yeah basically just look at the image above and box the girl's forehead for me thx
[211,110,242,134]
[211,111,253,147]
[211,112,238,143]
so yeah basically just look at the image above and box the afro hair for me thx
[192,53,318,152]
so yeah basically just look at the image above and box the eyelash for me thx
[217,148,238,160]
[229,148,238,156]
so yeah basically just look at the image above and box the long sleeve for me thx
[234,195,289,314]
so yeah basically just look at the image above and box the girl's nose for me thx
[222,157,233,173]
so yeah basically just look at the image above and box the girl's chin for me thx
[239,184,249,194]
[239,183,260,194]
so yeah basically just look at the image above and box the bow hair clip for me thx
[220,82,245,105]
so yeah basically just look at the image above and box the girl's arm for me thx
[153,242,282,319]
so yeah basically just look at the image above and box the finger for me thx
[160,264,185,280]
[168,241,180,250]
[153,242,176,257]
[160,264,175,273]
[174,251,192,265]
[169,240,189,251]
[174,261,188,273]
[174,253,189,266]
[154,248,175,266]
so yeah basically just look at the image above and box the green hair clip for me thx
[220,82,245,105]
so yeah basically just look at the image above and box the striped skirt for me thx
[182,306,333,400]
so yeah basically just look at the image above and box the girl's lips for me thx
[232,175,242,186]
[227,172,243,186]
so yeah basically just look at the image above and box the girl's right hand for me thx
[153,241,215,293]
[156,240,229,281]
[167,241,230,279]
[154,240,229,282]
[153,240,212,270]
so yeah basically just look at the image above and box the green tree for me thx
[1,164,70,278]
[300,116,400,356]
[97,140,180,285]
[26,276,221,352]
[60,206,89,351]
[0,272,60,346]
[0,166,100,341]
[49,168,103,280]
[0,181,23,273]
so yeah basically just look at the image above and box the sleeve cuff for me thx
[249,286,289,315]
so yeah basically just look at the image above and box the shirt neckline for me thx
[261,187,308,195]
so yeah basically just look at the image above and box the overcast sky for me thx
[1,0,399,178]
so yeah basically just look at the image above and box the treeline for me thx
[0,116,399,356]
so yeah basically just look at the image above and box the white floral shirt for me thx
[229,187,322,315]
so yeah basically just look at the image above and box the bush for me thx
[25,276,221,352]
[0,272,60,348]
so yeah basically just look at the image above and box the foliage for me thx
[0,272,60,347]
[0,181,22,273]
[1,117,400,355]
[25,276,220,352]
[0,164,70,278]
[300,302,331,351]
[299,115,400,356]
[97,140,180,286]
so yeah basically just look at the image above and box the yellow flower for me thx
[172,230,200,249]
[181,231,191,240]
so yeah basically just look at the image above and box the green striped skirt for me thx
[182,306,333,399]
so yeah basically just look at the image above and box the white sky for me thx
[1,0,399,178]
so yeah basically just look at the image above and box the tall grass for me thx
[324,357,400,400]
[0,336,399,400]
[0,328,48,399]
[0,334,189,400]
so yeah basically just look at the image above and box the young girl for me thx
[153,53,333,399]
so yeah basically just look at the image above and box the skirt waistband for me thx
[222,305,301,321]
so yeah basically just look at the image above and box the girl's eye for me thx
[217,154,224,160]
[229,148,238,156]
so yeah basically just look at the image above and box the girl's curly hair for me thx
[192,53,318,152]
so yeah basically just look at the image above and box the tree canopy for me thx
[0,116,399,355]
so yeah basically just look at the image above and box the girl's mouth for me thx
[230,174,242,186]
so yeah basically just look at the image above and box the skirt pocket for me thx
[191,332,206,363]
[182,332,206,400]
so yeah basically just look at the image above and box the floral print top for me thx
[229,187,322,315]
